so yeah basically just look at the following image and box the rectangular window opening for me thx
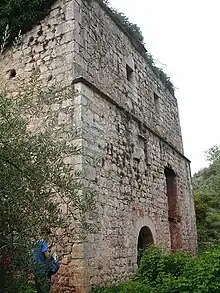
[126,64,134,82]
[154,92,160,113]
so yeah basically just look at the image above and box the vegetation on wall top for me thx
[91,0,175,95]
[100,0,144,44]
[145,52,174,95]
[0,0,174,95]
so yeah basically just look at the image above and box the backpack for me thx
[49,253,60,275]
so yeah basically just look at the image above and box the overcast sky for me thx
[109,0,220,174]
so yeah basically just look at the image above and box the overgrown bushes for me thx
[193,146,220,249]
[0,77,93,292]
[93,246,220,293]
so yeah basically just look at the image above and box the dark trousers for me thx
[35,272,51,293]
[0,265,5,293]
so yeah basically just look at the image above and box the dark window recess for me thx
[165,167,182,251]
[9,69,16,79]
[154,92,160,113]
[126,64,134,82]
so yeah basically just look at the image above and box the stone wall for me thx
[0,0,184,153]
[0,0,197,292]
[75,0,184,153]
[74,80,197,288]
[0,0,77,88]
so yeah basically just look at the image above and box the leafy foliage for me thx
[0,78,92,292]
[93,246,220,293]
[193,146,220,249]
[0,0,56,48]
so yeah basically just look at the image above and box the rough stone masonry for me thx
[0,0,197,292]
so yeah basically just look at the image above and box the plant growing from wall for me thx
[145,53,174,95]
[100,1,144,44]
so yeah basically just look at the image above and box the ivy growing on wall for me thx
[0,0,174,95]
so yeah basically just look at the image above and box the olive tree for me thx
[0,77,92,292]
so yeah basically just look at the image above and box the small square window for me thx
[126,64,134,82]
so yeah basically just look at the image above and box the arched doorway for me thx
[137,226,154,265]
[165,167,182,251]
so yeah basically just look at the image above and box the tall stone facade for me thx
[0,0,197,292]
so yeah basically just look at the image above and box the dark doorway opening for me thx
[165,167,182,251]
[137,226,153,265]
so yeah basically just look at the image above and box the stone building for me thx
[0,0,197,292]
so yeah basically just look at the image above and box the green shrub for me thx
[137,246,165,282]
[183,246,220,292]
[138,246,191,281]
[93,246,220,293]
[162,250,192,277]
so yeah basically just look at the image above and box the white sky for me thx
[110,0,220,174]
